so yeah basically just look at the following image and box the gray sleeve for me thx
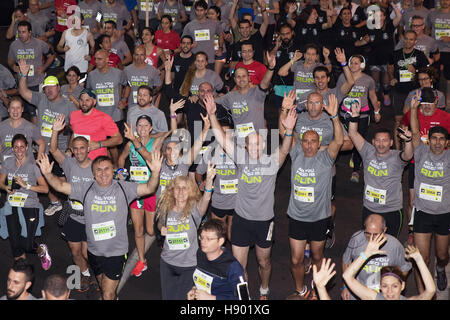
[214,94,230,110]
[120,181,139,205]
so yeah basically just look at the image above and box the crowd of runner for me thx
[0,0,448,300]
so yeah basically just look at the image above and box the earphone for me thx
[349,55,366,70]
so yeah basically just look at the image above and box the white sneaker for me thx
[44,202,63,216]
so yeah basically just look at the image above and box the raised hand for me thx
[281,108,298,131]
[203,94,217,115]
[398,127,412,141]
[323,94,338,117]
[146,150,163,173]
[36,153,54,176]
[334,48,347,64]
[266,51,276,69]
[205,161,216,184]
[405,245,423,262]
[313,258,336,289]
[169,98,186,114]
[123,122,135,141]
[200,112,210,131]
[52,114,66,132]
[282,90,296,110]
[293,50,303,62]
[18,59,30,76]
[164,55,174,71]
[364,233,387,258]
[411,90,421,110]
[323,46,330,59]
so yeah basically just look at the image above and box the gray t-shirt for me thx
[160,205,202,268]
[111,39,130,61]
[215,86,267,138]
[86,67,128,122]
[8,37,50,87]
[294,111,347,146]
[124,63,162,104]
[79,0,103,31]
[157,160,190,199]
[401,7,430,30]
[0,64,16,118]
[27,11,50,38]
[0,119,41,162]
[31,92,75,151]
[60,84,84,102]
[196,142,238,210]
[233,145,279,221]
[287,145,334,222]
[126,104,168,134]
[100,1,131,31]
[189,69,223,96]
[70,180,138,257]
[413,143,450,215]
[182,19,221,64]
[0,293,37,300]
[292,62,322,100]
[337,73,375,117]
[427,10,450,53]
[360,142,408,213]
[343,231,412,300]
[61,156,94,224]
[1,157,42,208]
[395,35,439,58]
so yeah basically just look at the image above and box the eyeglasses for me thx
[198,235,219,241]
[364,232,382,237]
[411,24,424,27]
[307,101,322,106]
[418,77,430,81]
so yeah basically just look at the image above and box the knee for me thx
[291,254,304,267]
[258,257,271,270]
[102,291,116,300]
[134,225,145,237]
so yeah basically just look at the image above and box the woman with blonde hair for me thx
[156,164,216,300]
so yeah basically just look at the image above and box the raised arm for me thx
[278,50,302,77]
[186,112,211,166]
[390,2,402,27]
[229,0,239,30]
[49,114,67,165]
[313,258,336,300]
[278,107,297,165]
[258,0,270,38]
[324,95,344,159]
[335,48,355,95]
[36,154,72,195]
[409,91,421,149]
[17,59,33,104]
[137,151,163,197]
[405,246,436,300]
[347,100,366,152]
[343,234,387,300]
[197,162,216,215]
[260,51,276,90]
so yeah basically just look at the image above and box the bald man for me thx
[41,274,70,300]
[341,214,413,300]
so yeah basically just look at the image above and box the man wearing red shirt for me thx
[70,89,123,160]
[401,87,450,244]
[234,42,267,85]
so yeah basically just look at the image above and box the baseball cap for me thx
[79,88,96,99]
[42,76,59,88]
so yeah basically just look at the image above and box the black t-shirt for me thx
[271,41,302,86]
[294,22,327,50]
[350,6,367,26]
[171,53,196,92]
[330,21,360,58]
[388,48,429,93]
[365,19,396,66]
[231,31,265,63]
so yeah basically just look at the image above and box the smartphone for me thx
[237,276,250,300]
[397,127,406,135]
[96,12,102,22]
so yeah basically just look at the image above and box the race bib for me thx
[40,122,53,138]
[140,0,153,11]
[435,29,450,40]
[294,185,314,203]
[219,179,238,194]
[97,93,114,107]
[57,16,67,26]
[193,269,213,294]
[130,165,149,182]
[92,220,116,241]
[70,200,83,211]
[8,192,28,207]
[166,232,190,250]
[195,29,210,41]
[419,183,442,202]
[28,65,35,77]
[399,69,413,82]
[365,185,387,205]
[235,122,255,138]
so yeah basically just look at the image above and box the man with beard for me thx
[0,260,36,300]
[69,89,123,161]
[171,36,196,93]
[127,86,168,135]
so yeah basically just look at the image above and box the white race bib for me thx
[57,16,67,26]
[92,220,116,241]
[219,179,238,194]
[194,29,210,41]
[365,185,387,205]
[166,232,190,250]
[419,183,442,202]
[130,165,149,182]
[140,1,153,11]
[235,122,255,138]
[294,185,314,203]
[28,65,35,77]
[8,192,28,207]
[97,93,114,107]
[40,122,53,138]
[399,69,413,82]
[435,29,450,40]
[193,269,213,294]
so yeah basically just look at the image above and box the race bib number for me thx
[399,70,413,82]
[235,122,255,138]
[97,93,114,107]
[130,166,149,182]
[365,185,387,205]
[40,122,53,138]
[435,29,450,40]
[195,29,210,41]
[219,179,238,194]
[92,221,116,241]
[294,185,314,203]
[140,1,153,11]
[166,232,190,250]
[28,65,35,77]
[70,200,83,211]
[57,16,67,26]
[8,192,28,207]
[419,183,442,202]
[193,269,213,294]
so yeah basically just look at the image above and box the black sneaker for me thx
[436,267,447,291]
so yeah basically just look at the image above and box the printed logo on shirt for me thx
[16,48,35,60]
[293,167,316,185]
[367,160,388,177]
[420,160,444,178]
[90,195,117,213]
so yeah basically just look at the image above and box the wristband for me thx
[136,143,143,151]
[350,116,360,122]
[284,130,293,137]
[360,251,368,261]
[340,286,347,290]
[204,186,214,192]
[341,62,347,67]
[170,114,177,119]
[330,114,339,119]
[267,66,275,71]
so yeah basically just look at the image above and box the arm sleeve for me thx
[216,261,245,300]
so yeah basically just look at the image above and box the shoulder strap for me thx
[117,181,129,205]
[82,182,96,205]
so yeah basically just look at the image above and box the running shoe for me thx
[286,285,311,300]
[350,172,360,183]
[44,202,63,216]
[259,288,269,300]
[77,275,90,293]
[131,260,147,277]
[436,267,447,291]
[38,244,52,270]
